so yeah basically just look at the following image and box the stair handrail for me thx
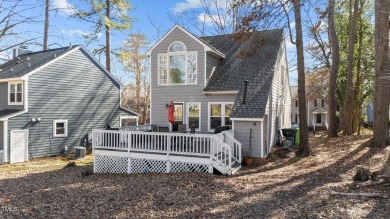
[211,135,233,171]
[222,131,242,164]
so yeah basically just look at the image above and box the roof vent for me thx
[13,45,33,58]
[242,80,249,104]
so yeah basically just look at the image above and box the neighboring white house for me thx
[290,86,329,131]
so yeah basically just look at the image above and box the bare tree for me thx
[119,33,150,124]
[371,0,390,147]
[170,0,253,36]
[0,0,40,58]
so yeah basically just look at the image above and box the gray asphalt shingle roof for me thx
[0,46,78,79]
[200,29,284,118]
[0,109,23,118]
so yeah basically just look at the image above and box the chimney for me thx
[242,80,249,104]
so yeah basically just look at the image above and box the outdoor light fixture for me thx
[31,118,41,122]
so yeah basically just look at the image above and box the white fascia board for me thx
[78,46,124,88]
[0,110,28,121]
[230,118,264,122]
[0,78,23,82]
[120,106,141,117]
[21,46,80,79]
[145,24,225,59]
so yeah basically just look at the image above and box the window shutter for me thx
[314,100,317,107]
[322,99,324,107]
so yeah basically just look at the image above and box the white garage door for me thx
[10,130,28,164]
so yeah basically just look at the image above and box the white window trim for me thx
[158,41,197,86]
[186,102,201,131]
[158,53,168,85]
[208,102,234,132]
[53,120,68,137]
[8,81,23,105]
[120,116,139,127]
[316,98,322,107]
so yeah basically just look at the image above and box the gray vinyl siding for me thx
[150,27,235,132]
[0,121,3,150]
[234,121,262,157]
[6,48,134,158]
[264,42,290,156]
[0,82,24,111]
[205,54,220,85]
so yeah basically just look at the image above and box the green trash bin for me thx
[281,128,297,147]
[295,128,300,145]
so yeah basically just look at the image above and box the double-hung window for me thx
[8,81,23,105]
[209,103,233,131]
[53,120,68,137]
[158,41,197,85]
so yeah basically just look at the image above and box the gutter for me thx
[202,90,239,95]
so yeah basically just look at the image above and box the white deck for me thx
[92,127,242,175]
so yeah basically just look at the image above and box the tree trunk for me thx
[327,0,339,138]
[371,0,390,147]
[342,0,359,135]
[293,0,310,157]
[105,0,111,72]
[354,4,364,135]
[43,0,49,50]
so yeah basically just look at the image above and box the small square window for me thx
[8,81,23,105]
[53,120,68,137]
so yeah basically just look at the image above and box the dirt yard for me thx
[1,132,390,218]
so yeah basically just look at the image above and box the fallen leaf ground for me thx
[1,132,389,218]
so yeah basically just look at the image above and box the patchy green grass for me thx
[0,155,93,173]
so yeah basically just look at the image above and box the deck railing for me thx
[93,129,222,157]
[223,131,242,164]
[119,125,151,132]
[92,128,241,174]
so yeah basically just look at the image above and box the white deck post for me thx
[127,132,132,173]
[92,130,96,173]
[167,133,171,173]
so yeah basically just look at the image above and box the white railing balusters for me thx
[93,128,242,175]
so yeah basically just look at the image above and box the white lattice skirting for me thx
[0,150,4,165]
[94,154,210,174]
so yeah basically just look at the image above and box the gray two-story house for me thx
[0,46,138,164]
[146,25,291,158]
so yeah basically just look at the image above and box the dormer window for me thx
[158,41,197,85]
[8,81,23,105]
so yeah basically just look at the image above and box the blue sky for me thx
[3,0,298,85]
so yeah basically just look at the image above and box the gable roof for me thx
[0,109,27,121]
[290,86,298,99]
[201,29,284,118]
[0,46,78,80]
[0,46,123,87]
[145,24,225,58]
[290,86,324,100]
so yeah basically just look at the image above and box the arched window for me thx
[158,41,197,85]
[168,42,186,52]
